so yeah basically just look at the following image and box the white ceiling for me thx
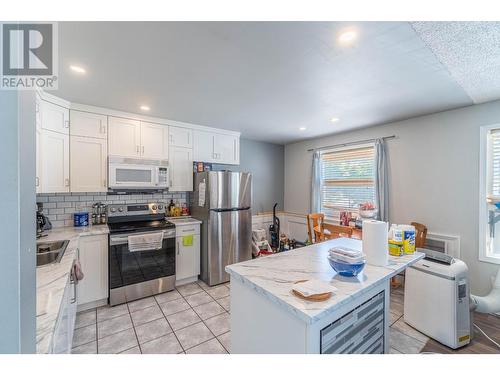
[55,21,500,144]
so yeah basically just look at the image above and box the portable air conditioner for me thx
[404,249,470,349]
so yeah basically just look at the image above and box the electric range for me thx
[107,202,176,306]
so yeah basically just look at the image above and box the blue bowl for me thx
[328,257,366,277]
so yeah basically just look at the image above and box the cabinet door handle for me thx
[177,240,180,255]
[102,124,106,134]
[169,134,173,144]
[64,120,70,129]
[142,145,145,155]
[65,178,70,187]
[136,145,140,154]
[103,179,106,187]
[36,177,40,187]
[70,272,77,304]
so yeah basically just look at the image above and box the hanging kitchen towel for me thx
[73,260,85,281]
[183,234,193,247]
[128,232,164,252]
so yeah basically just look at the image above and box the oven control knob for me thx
[158,205,164,210]
[110,207,116,213]
[152,205,157,210]
[118,207,124,212]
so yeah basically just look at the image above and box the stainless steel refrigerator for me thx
[192,171,252,286]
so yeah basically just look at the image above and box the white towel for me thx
[128,232,164,252]
[292,279,337,297]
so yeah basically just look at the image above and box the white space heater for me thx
[404,249,470,349]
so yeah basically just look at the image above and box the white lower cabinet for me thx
[52,272,77,354]
[70,136,108,192]
[169,146,193,191]
[77,235,109,307]
[175,224,201,284]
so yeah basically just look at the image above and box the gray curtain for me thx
[311,151,321,213]
[374,139,389,222]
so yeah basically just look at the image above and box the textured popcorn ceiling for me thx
[411,21,500,104]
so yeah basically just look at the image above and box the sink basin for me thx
[36,240,69,267]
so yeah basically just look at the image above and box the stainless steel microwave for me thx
[108,156,169,191]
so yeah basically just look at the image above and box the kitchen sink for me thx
[36,240,69,267]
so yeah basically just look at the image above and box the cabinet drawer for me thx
[175,224,200,237]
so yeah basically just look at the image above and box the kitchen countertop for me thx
[226,237,424,325]
[36,225,109,354]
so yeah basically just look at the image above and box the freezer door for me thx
[209,171,251,210]
[208,208,252,285]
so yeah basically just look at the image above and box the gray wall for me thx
[0,91,37,353]
[214,138,284,214]
[284,100,500,295]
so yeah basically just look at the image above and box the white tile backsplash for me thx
[37,192,189,228]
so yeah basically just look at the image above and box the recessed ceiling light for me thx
[140,105,150,111]
[69,65,86,74]
[330,117,340,123]
[299,127,307,131]
[338,30,357,44]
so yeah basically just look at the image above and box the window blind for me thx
[320,146,375,214]
[490,129,500,199]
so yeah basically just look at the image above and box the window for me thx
[320,145,375,217]
[479,125,500,264]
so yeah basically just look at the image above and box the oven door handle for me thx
[109,230,174,245]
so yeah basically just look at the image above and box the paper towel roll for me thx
[362,220,389,266]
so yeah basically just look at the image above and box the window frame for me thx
[479,124,500,265]
[319,142,376,219]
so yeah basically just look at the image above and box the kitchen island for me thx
[225,237,424,354]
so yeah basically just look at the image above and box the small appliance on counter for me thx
[36,202,52,238]
[404,248,470,349]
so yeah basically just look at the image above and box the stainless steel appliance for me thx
[107,202,176,306]
[192,171,252,286]
[108,156,169,192]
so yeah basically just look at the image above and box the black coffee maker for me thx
[36,202,51,238]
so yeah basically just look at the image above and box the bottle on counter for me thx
[168,199,175,217]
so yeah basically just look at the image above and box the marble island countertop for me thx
[36,225,109,354]
[226,237,424,325]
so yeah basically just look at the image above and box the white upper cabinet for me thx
[70,136,107,193]
[169,126,192,148]
[40,100,69,134]
[194,130,216,163]
[140,121,168,159]
[70,110,107,139]
[193,130,240,165]
[108,117,168,160]
[169,146,193,192]
[108,116,141,158]
[40,129,70,193]
[36,101,42,194]
[214,133,239,164]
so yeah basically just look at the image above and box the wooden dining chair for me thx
[411,222,428,248]
[323,223,353,240]
[306,213,325,243]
